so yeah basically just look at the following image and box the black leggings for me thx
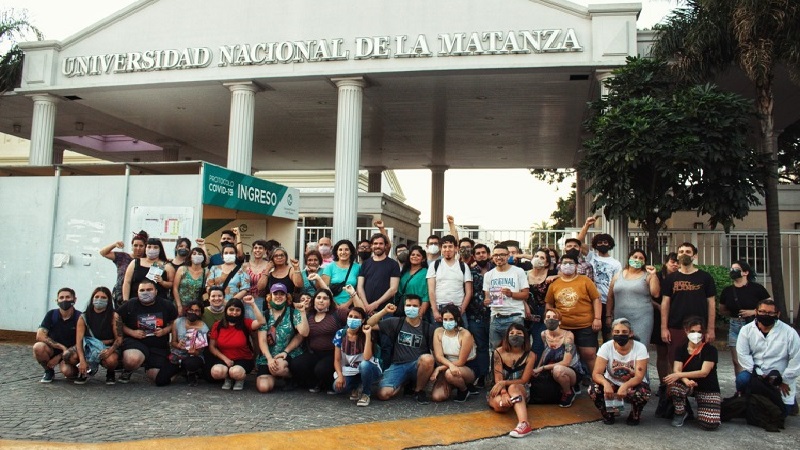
[154,356,204,386]
[289,350,335,389]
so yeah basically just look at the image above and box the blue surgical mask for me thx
[92,298,108,310]
[138,290,155,304]
[404,306,420,319]
[347,318,362,330]
[442,320,456,331]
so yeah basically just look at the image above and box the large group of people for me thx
[32,217,799,438]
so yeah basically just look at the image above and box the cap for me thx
[270,283,288,294]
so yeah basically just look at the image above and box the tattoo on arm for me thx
[564,342,575,353]
[115,316,124,338]
[44,336,60,349]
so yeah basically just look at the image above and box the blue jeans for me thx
[379,359,419,390]
[489,315,524,349]
[467,316,490,378]
[736,370,793,416]
[333,360,382,396]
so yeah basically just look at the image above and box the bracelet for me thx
[594,317,601,320]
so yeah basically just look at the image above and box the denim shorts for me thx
[378,359,419,389]
[728,318,747,347]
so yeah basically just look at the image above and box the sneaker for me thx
[308,386,321,393]
[403,384,415,396]
[474,377,486,389]
[187,372,198,387]
[415,390,430,405]
[466,383,479,396]
[356,394,371,407]
[602,415,616,425]
[572,383,581,395]
[509,421,532,438]
[326,389,337,395]
[626,412,641,426]
[559,391,576,408]
[232,380,244,391]
[105,370,116,385]
[221,378,233,390]
[349,387,362,401]
[74,374,88,385]
[454,389,469,402]
[118,370,132,384]
[671,412,687,427]
[40,369,55,383]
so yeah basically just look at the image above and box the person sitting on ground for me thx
[256,283,309,393]
[488,323,537,439]
[430,305,478,402]
[289,288,348,393]
[332,306,381,407]
[165,301,210,387]
[207,296,264,390]
[735,298,800,417]
[115,279,178,384]
[531,309,583,408]
[664,316,721,429]
[201,286,226,329]
[589,318,651,426]
[365,296,435,404]
[33,287,82,383]
[75,287,121,385]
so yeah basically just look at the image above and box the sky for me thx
[2,0,679,230]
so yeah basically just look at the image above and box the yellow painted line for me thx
[1,398,598,450]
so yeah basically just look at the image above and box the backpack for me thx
[433,259,466,275]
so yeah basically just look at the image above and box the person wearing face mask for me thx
[500,241,534,272]
[393,243,409,268]
[366,296,435,404]
[317,236,334,267]
[661,242,717,371]
[526,248,553,358]
[206,243,250,302]
[122,237,175,303]
[256,283,310,393]
[663,316,721,429]
[33,287,82,383]
[115,279,178,384]
[396,245,430,318]
[208,229,245,266]
[430,305,478,402]
[606,249,660,346]
[458,238,475,266]
[531,309,583,407]
[332,307,381,406]
[736,299,800,416]
[465,243,494,389]
[202,286,227,329]
[590,318,651,426]
[173,247,209,316]
[207,296,265,390]
[488,323,536,438]
[580,230,622,342]
[168,237,192,272]
[427,235,473,328]
[289,289,350,393]
[357,239,373,265]
[719,259,771,376]
[74,287,121,385]
[545,250,602,379]
[425,235,441,262]
[99,230,148,308]
[163,301,210,387]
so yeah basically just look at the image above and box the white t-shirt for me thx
[426,258,471,307]
[482,265,528,316]
[586,252,622,304]
[597,340,650,386]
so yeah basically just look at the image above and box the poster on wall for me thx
[129,206,196,251]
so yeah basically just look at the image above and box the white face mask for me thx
[191,254,205,265]
[223,254,236,264]
[687,332,703,344]
[427,244,440,255]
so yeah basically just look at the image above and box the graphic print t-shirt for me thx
[382,317,432,365]
[662,270,716,329]
[597,340,650,386]
[117,298,177,349]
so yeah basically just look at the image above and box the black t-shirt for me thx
[720,282,771,316]
[116,297,178,349]
[84,311,115,342]
[675,343,719,392]
[662,270,716,329]
[39,309,81,348]
[513,260,533,271]
[359,257,401,305]
[381,317,433,365]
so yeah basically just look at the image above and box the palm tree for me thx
[1,9,43,94]
[653,0,800,318]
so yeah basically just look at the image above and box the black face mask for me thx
[476,259,489,268]
[613,334,631,346]
[176,248,190,257]
[58,301,74,311]
[596,245,611,254]
[225,315,241,324]
[358,251,372,261]
[729,269,742,280]
[186,312,201,322]
[757,315,777,327]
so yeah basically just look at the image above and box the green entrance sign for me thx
[202,163,299,220]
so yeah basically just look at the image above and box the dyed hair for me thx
[501,323,531,353]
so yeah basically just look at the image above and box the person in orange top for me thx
[545,250,602,377]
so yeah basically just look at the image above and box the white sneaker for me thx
[233,380,244,391]
[221,378,233,390]
[349,387,362,401]
[357,394,371,407]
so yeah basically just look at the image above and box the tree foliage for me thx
[0,9,43,94]
[579,56,767,259]
[550,186,575,229]
[778,120,800,184]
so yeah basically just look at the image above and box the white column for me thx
[224,82,260,174]
[429,165,448,234]
[331,77,365,244]
[28,94,59,166]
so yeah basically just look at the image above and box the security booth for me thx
[0,161,299,332]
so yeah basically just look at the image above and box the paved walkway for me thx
[0,341,797,449]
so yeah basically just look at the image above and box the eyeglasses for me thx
[756,310,778,317]
[273,254,286,258]
[493,253,509,258]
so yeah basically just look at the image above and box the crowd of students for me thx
[32,217,800,438]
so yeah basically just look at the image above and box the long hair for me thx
[218,298,248,333]
[146,238,168,262]
[401,245,428,274]
[85,286,114,335]
[501,323,531,353]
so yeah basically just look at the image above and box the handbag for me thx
[329,263,354,296]
[81,315,106,374]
